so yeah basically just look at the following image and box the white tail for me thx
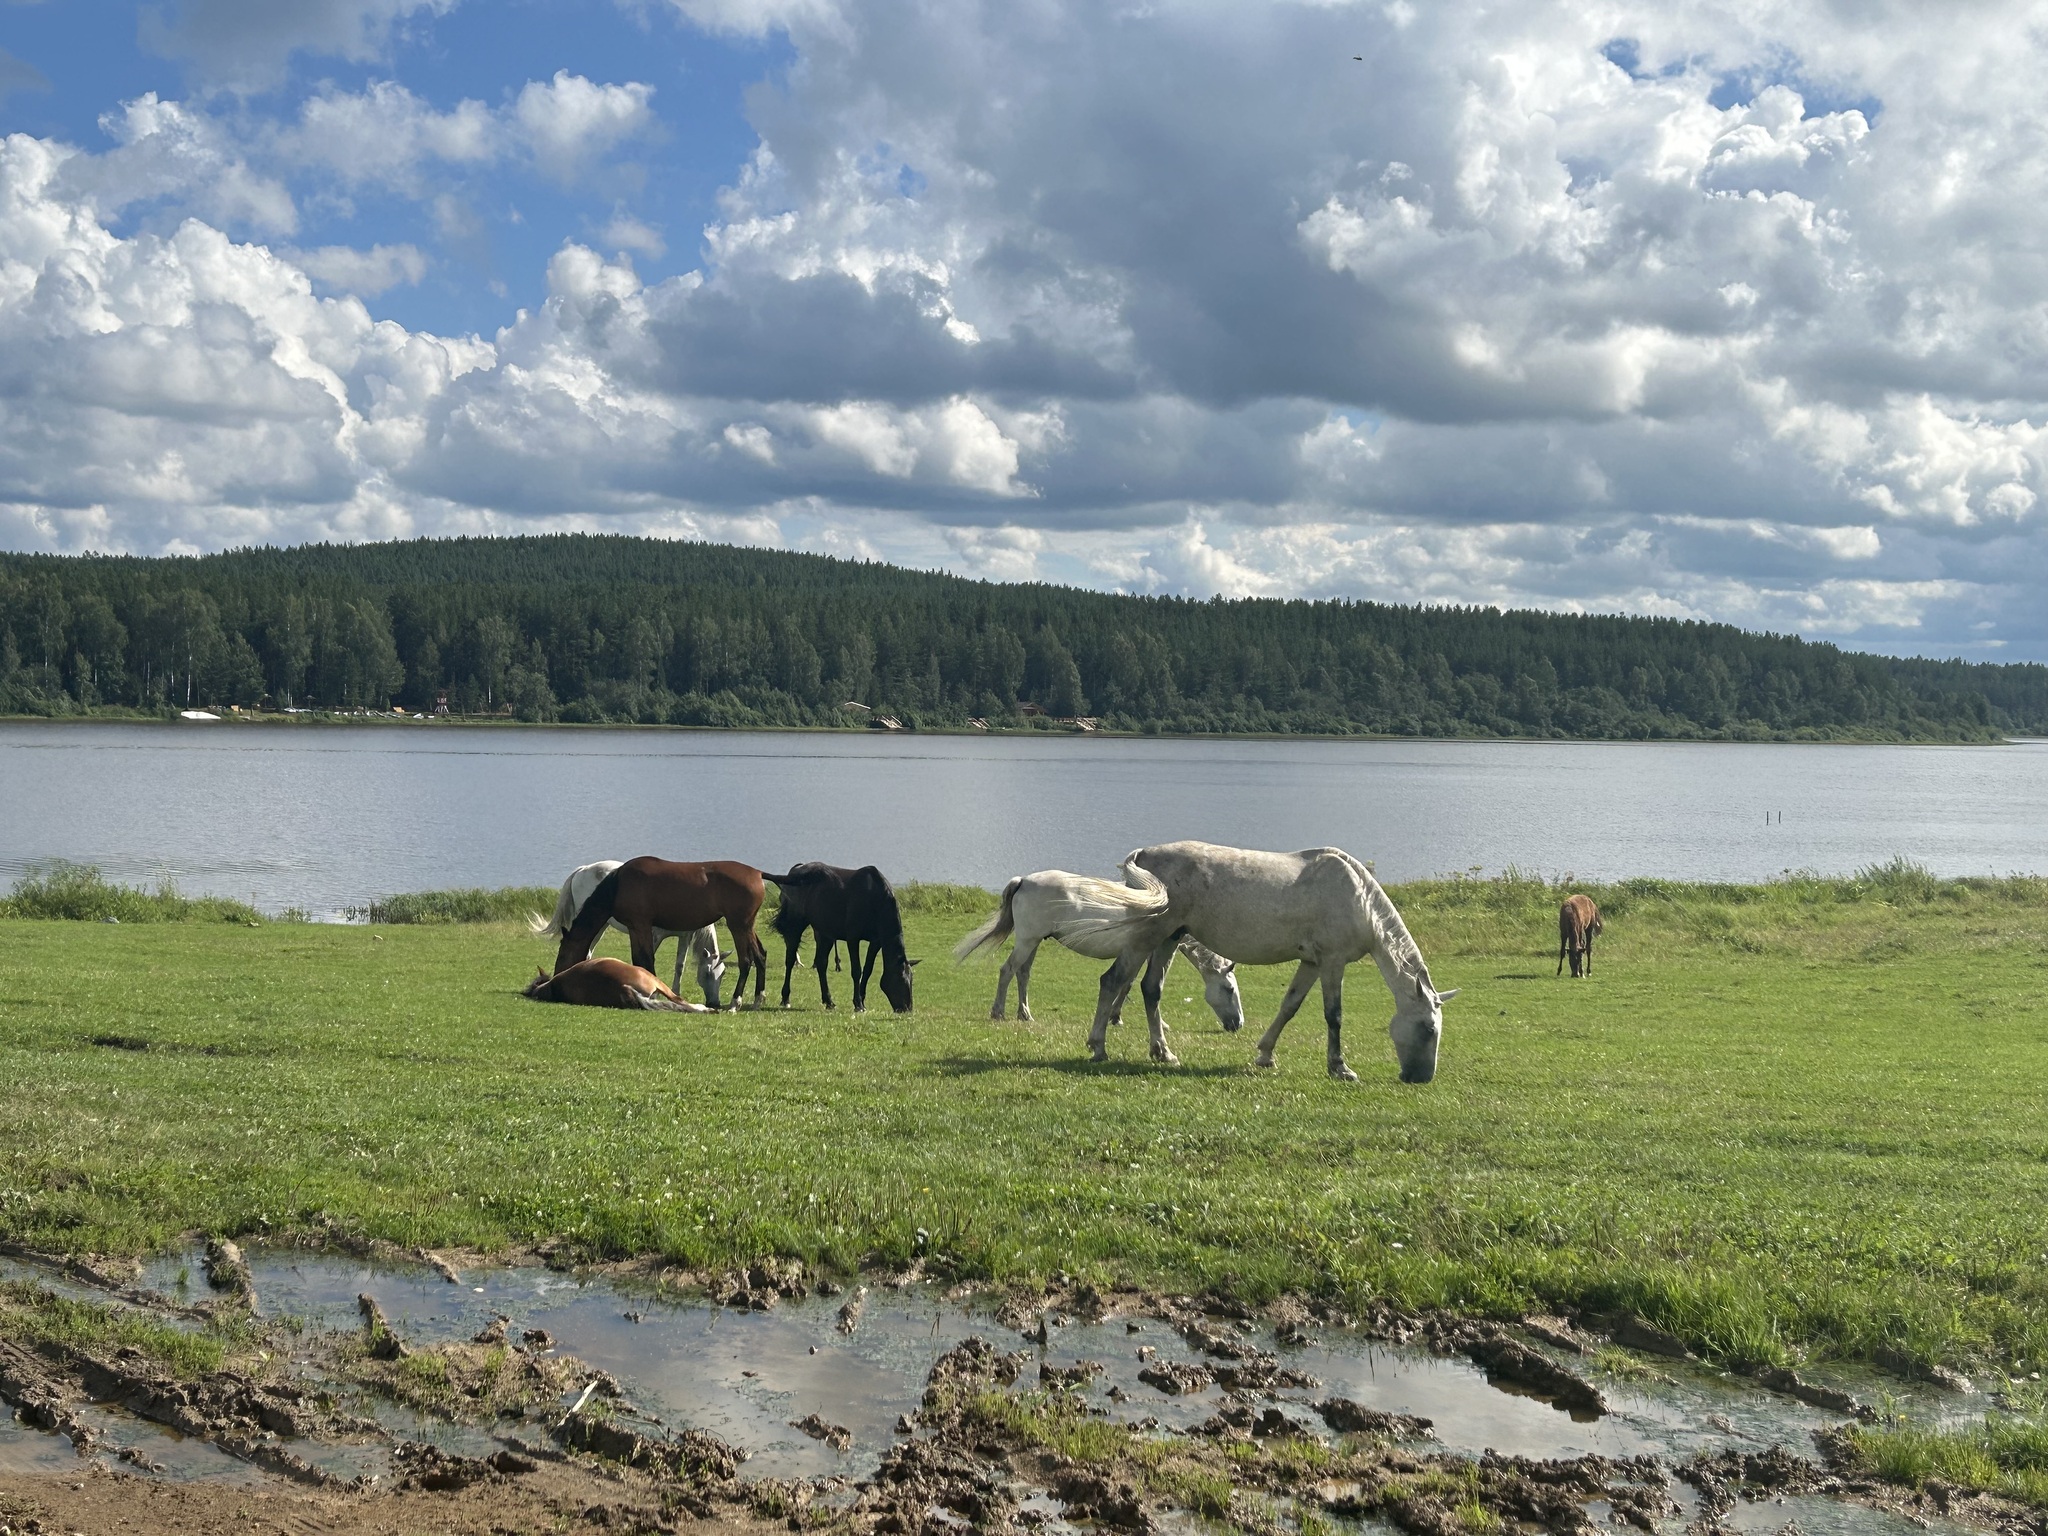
[1043,861,1171,958]
[954,877,1024,961]
[526,873,581,937]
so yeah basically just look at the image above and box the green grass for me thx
[1,867,2046,1380]
[1845,1408,2048,1506]
[364,886,559,925]
[1,862,261,925]
[0,1280,229,1377]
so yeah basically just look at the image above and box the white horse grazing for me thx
[528,861,729,1007]
[1101,841,1457,1083]
[954,867,1245,1034]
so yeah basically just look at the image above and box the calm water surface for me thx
[3,723,2045,915]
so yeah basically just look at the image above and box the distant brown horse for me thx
[1557,894,1602,978]
[524,957,711,1011]
[554,857,770,1007]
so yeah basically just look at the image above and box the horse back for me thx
[612,856,765,931]
[1559,894,1598,941]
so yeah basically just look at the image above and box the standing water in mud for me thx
[0,1245,2008,1536]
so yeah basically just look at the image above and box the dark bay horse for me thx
[764,863,918,1012]
[524,958,710,1011]
[1557,894,1602,978]
[554,858,770,1007]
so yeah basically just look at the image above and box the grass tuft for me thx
[1844,1414,2048,1506]
[364,887,558,925]
[0,862,261,924]
[0,1281,228,1377]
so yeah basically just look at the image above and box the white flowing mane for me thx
[1339,852,1433,993]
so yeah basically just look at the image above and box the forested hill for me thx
[2,535,2043,741]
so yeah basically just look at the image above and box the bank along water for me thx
[0,1243,2000,1535]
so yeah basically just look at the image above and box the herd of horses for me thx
[524,842,1605,1083]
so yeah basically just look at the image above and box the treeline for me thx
[1,536,2043,741]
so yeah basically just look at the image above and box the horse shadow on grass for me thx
[929,1055,1249,1080]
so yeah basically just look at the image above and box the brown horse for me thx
[554,857,770,1007]
[1557,894,1602,978]
[524,957,711,1011]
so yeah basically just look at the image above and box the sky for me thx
[2,1,2046,661]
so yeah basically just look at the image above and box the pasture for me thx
[1,866,2046,1385]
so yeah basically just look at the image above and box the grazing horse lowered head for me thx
[953,867,1243,1033]
[524,958,712,1011]
[1099,841,1456,1083]
[764,862,919,1012]
[528,859,730,1006]
[1557,894,1602,978]
[553,858,772,1008]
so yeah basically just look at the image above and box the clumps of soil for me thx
[554,1399,746,1483]
[1039,1359,1104,1389]
[1138,1360,1214,1395]
[1316,1396,1434,1438]
[711,1258,809,1311]
[790,1412,853,1450]
[0,1322,379,1489]
[1750,1364,1878,1421]
[1418,1316,1608,1418]
[1215,1360,1320,1392]
[835,1284,868,1334]
[201,1239,256,1312]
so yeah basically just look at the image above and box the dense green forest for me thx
[1,536,2043,740]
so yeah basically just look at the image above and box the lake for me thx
[4,723,2045,916]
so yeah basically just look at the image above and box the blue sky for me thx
[1,0,784,333]
[3,0,2047,662]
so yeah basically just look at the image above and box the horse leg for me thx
[1140,937,1179,1065]
[855,940,881,1013]
[693,927,724,1009]
[1013,937,1042,1023]
[1319,960,1357,1081]
[815,931,835,1009]
[781,927,802,1009]
[1253,961,1320,1068]
[1557,931,1567,976]
[629,925,659,973]
[1585,931,1594,976]
[992,943,1017,1020]
[1088,950,1145,1062]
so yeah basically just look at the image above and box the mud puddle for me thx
[132,1245,1865,1474]
[140,1252,1884,1461]
[0,1245,2007,1536]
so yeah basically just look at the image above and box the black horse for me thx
[764,863,918,1012]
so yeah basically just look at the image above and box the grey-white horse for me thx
[528,860,729,1008]
[1099,841,1456,1083]
[953,867,1244,1032]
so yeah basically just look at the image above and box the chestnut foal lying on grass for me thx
[524,957,714,1011]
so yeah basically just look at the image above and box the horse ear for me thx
[1436,987,1460,1003]
[906,958,923,969]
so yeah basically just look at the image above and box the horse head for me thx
[524,967,553,999]
[1389,975,1457,1084]
[1202,957,1244,1033]
[881,954,919,1013]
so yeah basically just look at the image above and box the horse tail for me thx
[1044,862,1170,954]
[527,872,581,937]
[555,867,622,973]
[954,877,1023,961]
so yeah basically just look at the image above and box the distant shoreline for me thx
[0,711,2019,747]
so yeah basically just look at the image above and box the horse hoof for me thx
[989,1010,1006,1021]
[1090,1048,1108,1063]
[1253,1053,1276,1069]
[1153,1050,1179,1066]
[1018,1008,1033,1023]
[1329,1062,1359,1082]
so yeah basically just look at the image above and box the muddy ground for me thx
[0,1243,2038,1536]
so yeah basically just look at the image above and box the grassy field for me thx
[2,866,2046,1390]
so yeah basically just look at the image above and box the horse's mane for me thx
[1338,852,1433,992]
